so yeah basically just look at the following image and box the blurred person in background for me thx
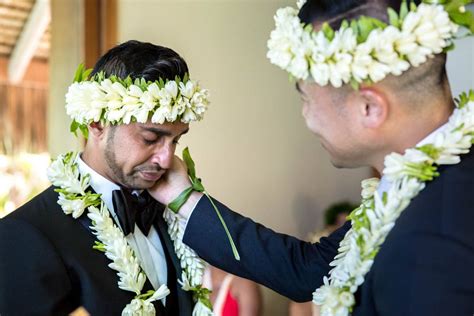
[203,265,263,316]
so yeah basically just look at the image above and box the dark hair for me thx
[298,0,421,27]
[324,201,357,226]
[91,40,189,82]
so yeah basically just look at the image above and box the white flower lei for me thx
[47,153,213,316]
[267,0,472,88]
[313,91,474,315]
[65,65,210,137]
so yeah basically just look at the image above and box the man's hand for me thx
[148,156,192,205]
[149,155,203,219]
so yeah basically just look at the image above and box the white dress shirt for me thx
[77,156,168,304]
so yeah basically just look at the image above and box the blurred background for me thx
[0,0,472,315]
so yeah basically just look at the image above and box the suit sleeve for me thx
[183,197,350,302]
[0,217,74,316]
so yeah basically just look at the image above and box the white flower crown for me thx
[65,65,210,137]
[267,0,473,88]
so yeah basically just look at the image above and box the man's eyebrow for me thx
[140,126,189,137]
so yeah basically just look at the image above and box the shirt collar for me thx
[77,154,120,213]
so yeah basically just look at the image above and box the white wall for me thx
[118,1,368,315]
[446,4,474,96]
[48,0,83,156]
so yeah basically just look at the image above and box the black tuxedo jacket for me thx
[183,150,474,315]
[0,186,194,316]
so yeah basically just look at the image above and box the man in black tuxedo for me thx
[150,1,474,315]
[0,41,197,315]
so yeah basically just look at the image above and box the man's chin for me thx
[121,177,157,190]
[330,160,346,169]
[329,158,361,169]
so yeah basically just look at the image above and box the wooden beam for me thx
[7,0,50,84]
[101,0,117,52]
[0,18,25,28]
[84,0,100,69]
[84,0,117,68]
[0,7,29,19]
[0,56,48,84]
[0,44,10,55]
[0,0,34,11]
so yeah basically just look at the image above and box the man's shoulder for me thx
[428,149,474,205]
[6,185,60,221]
[394,150,474,243]
[1,186,73,239]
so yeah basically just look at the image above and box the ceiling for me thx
[0,0,50,60]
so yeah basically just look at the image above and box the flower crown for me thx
[267,0,474,88]
[65,64,210,138]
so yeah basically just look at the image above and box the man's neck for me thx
[372,100,454,174]
[81,148,117,185]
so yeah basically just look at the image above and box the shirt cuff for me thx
[177,193,203,236]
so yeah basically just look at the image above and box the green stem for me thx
[203,191,241,261]
[136,290,155,300]
[168,186,195,213]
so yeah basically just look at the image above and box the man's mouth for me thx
[139,171,164,182]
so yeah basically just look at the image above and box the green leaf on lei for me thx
[417,144,441,160]
[83,192,102,207]
[321,22,335,41]
[350,78,361,90]
[357,17,373,42]
[447,5,474,34]
[443,42,456,53]
[70,120,80,137]
[136,290,155,300]
[73,63,92,83]
[400,1,409,20]
[158,77,165,88]
[192,285,213,310]
[355,16,387,43]
[79,124,89,139]
[340,20,350,30]
[183,72,190,84]
[388,7,401,28]
[93,241,106,252]
[404,162,439,181]
[456,89,474,108]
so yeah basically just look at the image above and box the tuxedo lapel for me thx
[77,212,93,234]
[153,204,195,316]
[154,208,181,272]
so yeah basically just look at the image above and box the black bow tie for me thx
[112,188,158,236]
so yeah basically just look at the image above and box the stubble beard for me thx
[104,128,143,189]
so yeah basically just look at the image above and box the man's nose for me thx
[150,144,174,169]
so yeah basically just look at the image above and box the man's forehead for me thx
[138,122,189,135]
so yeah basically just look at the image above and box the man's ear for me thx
[88,122,105,138]
[357,87,389,129]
